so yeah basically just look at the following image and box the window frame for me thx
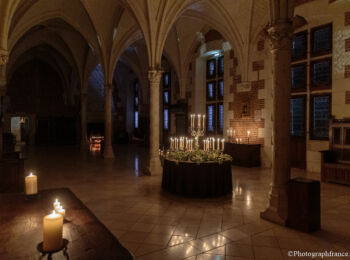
[292,30,308,61]
[310,23,332,57]
[310,57,332,90]
[309,93,331,140]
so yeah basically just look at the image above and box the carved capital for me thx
[267,22,293,51]
[148,70,163,84]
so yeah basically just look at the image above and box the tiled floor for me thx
[23,144,350,259]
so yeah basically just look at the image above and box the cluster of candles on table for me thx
[226,128,251,144]
[190,114,206,131]
[170,137,194,151]
[42,199,66,251]
[203,138,225,151]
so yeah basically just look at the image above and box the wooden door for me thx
[290,95,306,169]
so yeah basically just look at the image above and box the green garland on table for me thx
[165,150,232,163]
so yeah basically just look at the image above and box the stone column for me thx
[80,91,88,147]
[0,54,8,157]
[148,70,162,175]
[260,22,293,225]
[103,84,115,158]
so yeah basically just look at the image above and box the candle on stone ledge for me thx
[25,172,38,195]
[43,210,63,251]
[55,205,66,218]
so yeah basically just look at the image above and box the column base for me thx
[103,145,115,158]
[146,157,162,175]
[260,185,288,226]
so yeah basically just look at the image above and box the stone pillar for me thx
[148,70,162,175]
[103,84,115,158]
[260,22,293,225]
[0,55,8,157]
[80,91,88,147]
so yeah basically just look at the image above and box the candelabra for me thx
[190,114,205,150]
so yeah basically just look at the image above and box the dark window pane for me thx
[345,128,350,145]
[333,127,341,144]
[135,82,139,93]
[206,59,216,79]
[311,95,330,139]
[163,109,169,130]
[135,111,138,129]
[218,56,224,76]
[217,80,224,99]
[207,105,216,133]
[290,97,305,136]
[217,103,224,133]
[312,24,332,55]
[163,91,169,104]
[311,59,331,88]
[163,72,170,88]
[291,64,306,90]
[207,81,216,100]
[135,97,138,107]
[292,31,307,61]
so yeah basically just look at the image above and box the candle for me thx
[25,172,38,195]
[203,115,206,130]
[221,139,225,151]
[197,114,201,128]
[217,138,220,150]
[53,199,60,209]
[55,205,66,218]
[43,210,63,251]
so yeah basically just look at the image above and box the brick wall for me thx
[228,44,265,145]
[345,65,350,78]
[345,11,350,26]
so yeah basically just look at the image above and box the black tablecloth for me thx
[162,159,232,197]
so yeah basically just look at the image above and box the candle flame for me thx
[52,210,56,215]
[29,172,33,176]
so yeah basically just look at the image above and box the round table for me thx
[162,159,232,197]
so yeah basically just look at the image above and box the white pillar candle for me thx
[217,138,220,150]
[197,114,201,128]
[43,210,63,251]
[25,173,38,195]
[221,139,225,151]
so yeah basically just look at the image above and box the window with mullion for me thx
[163,72,171,131]
[206,55,224,135]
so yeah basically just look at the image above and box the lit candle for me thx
[197,114,201,128]
[25,172,38,195]
[217,138,220,150]
[221,139,225,151]
[203,115,206,130]
[53,199,60,209]
[43,210,63,251]
[55,205,66,218]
